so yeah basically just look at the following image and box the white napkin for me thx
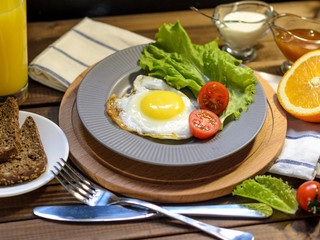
[257,72,320,180]
[28,18,320,180]
[28,17,152,92]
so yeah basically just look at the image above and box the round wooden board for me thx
[59,69,287,203]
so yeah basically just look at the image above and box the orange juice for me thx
[0,0,28,97]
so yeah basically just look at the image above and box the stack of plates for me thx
[59,44,287,203]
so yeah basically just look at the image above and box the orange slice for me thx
[277,49,320,122]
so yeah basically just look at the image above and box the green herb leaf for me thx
[242,203,273,217]
[232,175,298,214]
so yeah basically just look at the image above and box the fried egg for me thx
[106,75,196,140]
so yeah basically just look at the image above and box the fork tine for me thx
[51,158,98,205]
[52,166,92,204]
[51,171,89,205]
[55,165,91,195]
[55,162,93,195]
[59,158,96,191]
[52,168,87,202]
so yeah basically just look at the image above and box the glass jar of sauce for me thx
[270,13,320,73]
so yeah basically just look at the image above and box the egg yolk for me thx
[140,91,185,119]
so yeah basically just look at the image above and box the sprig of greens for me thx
[232,175,298,214]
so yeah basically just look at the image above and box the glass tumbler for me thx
[0,0,28,104]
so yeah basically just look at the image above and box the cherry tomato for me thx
[296,181,320,214]
[189,109,221,139]
[198,81,229,115]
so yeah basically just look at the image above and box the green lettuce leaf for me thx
[139,20,256,126]
[232,175,299,214]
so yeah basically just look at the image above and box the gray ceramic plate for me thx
[76,44,267,166]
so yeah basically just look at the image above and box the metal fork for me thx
[52,158,254,240]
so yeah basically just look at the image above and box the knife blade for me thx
[33,203,272,222]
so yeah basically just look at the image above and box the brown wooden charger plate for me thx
[59,68,287,203]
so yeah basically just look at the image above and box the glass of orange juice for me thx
[269,13,320,74]
[0,0,28,104]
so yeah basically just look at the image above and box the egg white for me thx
[106,75,196,140]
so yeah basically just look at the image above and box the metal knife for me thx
[34,203,272,222]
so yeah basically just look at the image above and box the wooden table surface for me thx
[1,1,320,239]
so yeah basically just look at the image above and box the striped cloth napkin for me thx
[28,17,152,92]
[269,114,320,180]
[28,18,320,180]
[258,72,320,180]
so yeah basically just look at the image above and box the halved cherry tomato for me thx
[296,181,320,214]
[189,109,221,139]
[198,82,229,115]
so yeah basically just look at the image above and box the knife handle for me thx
[162,203,272,218]
[116,198,254,240]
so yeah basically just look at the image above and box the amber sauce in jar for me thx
[275,29,320,62]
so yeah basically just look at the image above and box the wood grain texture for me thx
[26,1,320,77]
[1,214,319,240]
[59,66,287,203]
[1,2,320,240]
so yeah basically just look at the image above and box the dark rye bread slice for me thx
[0,97,21,162]
[0,116,47,186]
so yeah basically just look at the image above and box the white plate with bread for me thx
[0,110,69,197]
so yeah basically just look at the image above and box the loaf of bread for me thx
[0,97,21,162]
[0,116,48,186]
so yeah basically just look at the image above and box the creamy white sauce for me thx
[218,11,268,49]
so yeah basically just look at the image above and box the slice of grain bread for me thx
[0,97,21,162]
[0,116,47,186]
